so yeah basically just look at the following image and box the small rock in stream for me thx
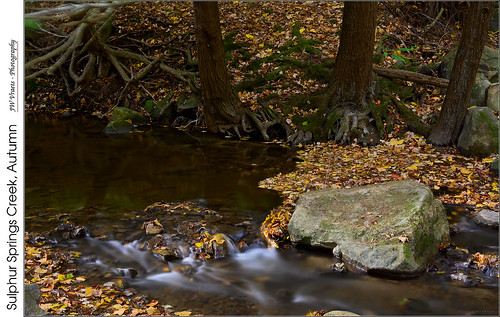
[450,271,482,287]
[115,268,139,278]
[142,219,164,235]
[445,248,469,260]
[472,209,499,229]
[330,262,349,273]
[53,222,88,240]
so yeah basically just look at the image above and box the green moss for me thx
[303,64,332,82]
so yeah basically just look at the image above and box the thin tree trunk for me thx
[193,1,240,133]
[428,2,495,145]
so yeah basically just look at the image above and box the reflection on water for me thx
[26,115,296,232]
[26,115,498,315]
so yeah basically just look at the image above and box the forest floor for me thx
[25,2,499,316]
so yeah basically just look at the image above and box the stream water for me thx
[26,116,498,315]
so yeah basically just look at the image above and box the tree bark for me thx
[193,1,241,133]
[427,2,495,146]
[327,2,377,110]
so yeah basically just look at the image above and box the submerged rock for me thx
[104,120,135,134]
[288,181,450,275]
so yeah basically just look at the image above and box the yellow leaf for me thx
[245,34,254,39]
[389,138,404,146]
[299,28,305,34]
[460,168,471,175]
[195,242,203,248]
[482,157,494,163]
[35,268,48,274]
[84,287,93,296]
[210,233,226,245]
[407,165,418,170]
[175,311,192,316]
[49,92,55,100]
[146,307,160,315]
[262,13,269,17]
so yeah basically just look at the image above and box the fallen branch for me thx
[425,7,445,33]
[373,66,449,88]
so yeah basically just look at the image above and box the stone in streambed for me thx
[288,181,450,276]
[473,209,499,229]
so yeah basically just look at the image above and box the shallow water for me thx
[26,116,499,315]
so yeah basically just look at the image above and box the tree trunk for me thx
[323,2,378,145]
[193,1,241,133]
[427,2,495,146]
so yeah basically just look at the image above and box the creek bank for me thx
[288,180,450,275]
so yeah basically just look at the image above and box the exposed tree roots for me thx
[25,2,199,98]
[216,106,292,141]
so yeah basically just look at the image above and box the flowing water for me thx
[26,116,499,315]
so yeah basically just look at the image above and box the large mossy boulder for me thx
[288,181,450,275]
[457,107,499,157]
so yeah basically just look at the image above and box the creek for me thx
[26,116,498,315]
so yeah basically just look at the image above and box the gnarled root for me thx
[333,107,380,145]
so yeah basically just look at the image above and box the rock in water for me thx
[288,181,450,276]
[473,209,499,229]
